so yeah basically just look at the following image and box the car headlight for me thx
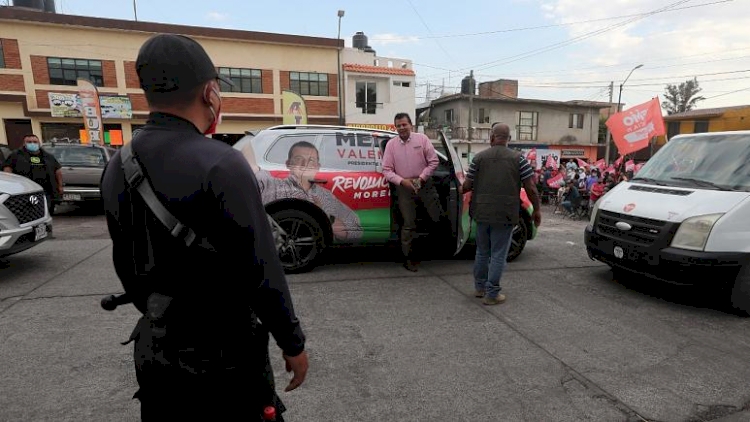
[670,213,723,251]
[586,199,601,231]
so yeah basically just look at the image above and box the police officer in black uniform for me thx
[100,34,308,421]
[3,134,63,215]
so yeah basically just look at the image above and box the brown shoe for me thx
[474,290,485,298]
[403,261,419,272]
[483,294,506,305]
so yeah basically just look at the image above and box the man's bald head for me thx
[491,123,511,145]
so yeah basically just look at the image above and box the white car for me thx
[0,172,53,258]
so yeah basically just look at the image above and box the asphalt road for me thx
[1,204,750,422]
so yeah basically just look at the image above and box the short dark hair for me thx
[287,141,318,161]
[23,134,39,141]
[394,113,412,125]
[143,84,204,109]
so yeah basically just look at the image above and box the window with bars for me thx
[355,81,378,114]
[47,57,103,86]
[569,113,584,129]
[517,111,539,141]
[289,72,328,96]
[218,67,262,93]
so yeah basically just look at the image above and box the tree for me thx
[662,77,705,115]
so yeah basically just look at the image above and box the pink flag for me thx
[594,159,606,171]
[614,155,624,169]
[625,160,635,172]
[546,173,564,188]
[576,158,589,168]
[634,163,645,174]
[604,165,616,175]
[545,155,557,169]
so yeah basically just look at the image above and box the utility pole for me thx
[603,81,613,165]
[467,70,474,160]
[133,0,138,21]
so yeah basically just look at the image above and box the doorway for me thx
[3,119,33,150]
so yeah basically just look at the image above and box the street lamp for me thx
[605,64,643,164]
[337,10,345,126]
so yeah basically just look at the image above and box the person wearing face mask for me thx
[3,134,63,215]
[99,34,307,421]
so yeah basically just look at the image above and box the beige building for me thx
[342,37,416,131]
[0,6,344,149]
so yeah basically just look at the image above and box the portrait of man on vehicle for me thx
[241,140,363,241]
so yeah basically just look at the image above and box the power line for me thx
[417,0,709,80]
[371,0,731,41]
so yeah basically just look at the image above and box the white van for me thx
[584,131,750,312]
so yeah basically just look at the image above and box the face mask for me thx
[204,86,222,135]
[25,143,40,152]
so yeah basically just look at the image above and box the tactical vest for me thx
[469,146,522,225]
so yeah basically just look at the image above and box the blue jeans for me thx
[473,222,514,299]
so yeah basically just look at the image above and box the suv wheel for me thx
[730,264,750,316]
[271,209,325,273]
[506,216,528,262]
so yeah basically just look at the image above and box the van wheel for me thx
[506,217,528,262]
[271,209,325,274]
[730,264,750,315]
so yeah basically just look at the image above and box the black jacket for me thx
[100,112,306,358]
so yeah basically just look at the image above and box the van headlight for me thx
[586,199,600,231]
[670,213,723,251]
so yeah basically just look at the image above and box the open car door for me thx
[435,130,471,255]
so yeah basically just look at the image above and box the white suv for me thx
[0,172,53,258]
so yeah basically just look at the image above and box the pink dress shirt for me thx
[381,132,439,185]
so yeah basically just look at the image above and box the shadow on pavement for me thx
[608,267,747,317]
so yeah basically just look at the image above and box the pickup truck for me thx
[44,143,116,206]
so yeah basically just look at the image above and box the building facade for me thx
[342,44,416,131]
[0,6,343,149]
[423,88,608,167]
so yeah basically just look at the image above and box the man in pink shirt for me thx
[382,112,442,272]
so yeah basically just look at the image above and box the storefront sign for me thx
[561,149,585,157]
[347,123,397,132]
[48,92,133,119]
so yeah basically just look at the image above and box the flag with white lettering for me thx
[77,79,103,145]
[605,97,665,155]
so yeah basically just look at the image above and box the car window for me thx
[318,132,388,171]
[48,147,106,168]
[265,134,319,166]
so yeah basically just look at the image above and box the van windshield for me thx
[635,133,750,191]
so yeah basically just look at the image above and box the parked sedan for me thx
[0,172,53,258]
[44,143,116,205]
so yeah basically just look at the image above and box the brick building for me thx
[0,6,343,148]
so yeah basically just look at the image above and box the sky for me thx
[41,0,750,110]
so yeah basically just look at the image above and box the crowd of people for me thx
[535,158,637,218]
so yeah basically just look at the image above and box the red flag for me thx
[605,97,666,155]
[576,158,589,168]
[545,155,557,169]
[594,159,606,171]
[625,160,635,172]
[604,165,616,175]
[546,173,564,188]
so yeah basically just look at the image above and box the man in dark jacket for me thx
[100,34,308,420]
[3,134,63,215]
[461,123,542,305]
